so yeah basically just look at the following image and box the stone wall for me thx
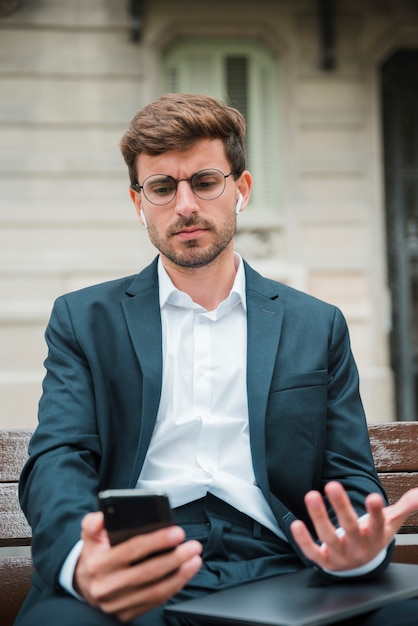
[1,0,417,426]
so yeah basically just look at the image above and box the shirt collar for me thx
[157,253,247,313]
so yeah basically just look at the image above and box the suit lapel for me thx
[244,266,311,559]
[120,259,163,483]
[244,263,284,499]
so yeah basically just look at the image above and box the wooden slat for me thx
[369,422,418,472]
[0,557,34,626]
[0,430,32,482]
[0,430,32,544]
[0,484,32,546]
[391,545,418,565]
[368,422,418,564]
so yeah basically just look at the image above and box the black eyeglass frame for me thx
[131,168,237,206]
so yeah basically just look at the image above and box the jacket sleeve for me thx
[321,307,386,514]
[19,296,102,591]
[316,306,394,579]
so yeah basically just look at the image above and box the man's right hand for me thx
[74,511,202,623]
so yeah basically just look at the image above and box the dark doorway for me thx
[381,49,418,421]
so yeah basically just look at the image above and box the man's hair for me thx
[120,93,247,185]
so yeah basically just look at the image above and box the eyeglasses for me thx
[131,169,236,206]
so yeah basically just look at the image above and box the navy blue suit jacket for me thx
[19,257,389,603]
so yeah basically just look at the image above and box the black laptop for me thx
[165,563,418,626]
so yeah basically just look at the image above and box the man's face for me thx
[130,138,251,269]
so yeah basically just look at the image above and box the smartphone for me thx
[98,489,174,546]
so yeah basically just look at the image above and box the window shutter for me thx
[163,41,279,213]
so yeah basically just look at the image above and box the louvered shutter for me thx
[164,41,279,213]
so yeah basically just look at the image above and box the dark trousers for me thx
[15,494,418,626]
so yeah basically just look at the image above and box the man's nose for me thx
[174,180,200,216]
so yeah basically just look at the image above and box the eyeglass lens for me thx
[142,169,231,205]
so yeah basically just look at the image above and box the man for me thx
[16,94,418,625]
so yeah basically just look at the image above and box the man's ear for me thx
[129,187,146,227]
[236,170,253,212]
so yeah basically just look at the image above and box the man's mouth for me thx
[170,219,211,239]
[174,226,207,240]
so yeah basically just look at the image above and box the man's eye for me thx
[193,178,217,190]
[149,183,176,195]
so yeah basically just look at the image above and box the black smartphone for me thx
[98,489,174,546]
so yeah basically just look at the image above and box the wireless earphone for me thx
[235,193,243,215]
[140,209,148,229]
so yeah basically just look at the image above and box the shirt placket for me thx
[193,313,217,476]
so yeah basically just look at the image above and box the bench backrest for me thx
[0,423,417,625]
[0,430,33,626]
[368,422,418,564]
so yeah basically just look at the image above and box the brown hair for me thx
[120,93,246,184]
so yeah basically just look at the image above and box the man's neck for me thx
[160,251,238,311]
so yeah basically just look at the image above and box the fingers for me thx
[324,482,365,536]
[99,540,202,622]
[395,487,418,519]
[109,526,187,568]
[96,538,199,600]
[75,522,202,622]
[304,484,354,546]
[291,482,390,571]
[117,555,202,623]
[290,518,329,564]
[363,492,385,536]
[383,487,418,533]
[297,483,359,556]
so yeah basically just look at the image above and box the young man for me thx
[16,94,418,625]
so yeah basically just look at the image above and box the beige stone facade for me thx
[1,0,417,427]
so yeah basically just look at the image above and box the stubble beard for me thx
[147,215,237,268]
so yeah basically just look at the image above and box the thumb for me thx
[393,487,418,516]
[81,511,109,546]
[385,488,418,529]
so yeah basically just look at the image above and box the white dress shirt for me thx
[136,254,285,538]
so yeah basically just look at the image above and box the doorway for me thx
[381,49,418,421]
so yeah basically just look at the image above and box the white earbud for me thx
[235,193,243,215]
[140,209,148,229]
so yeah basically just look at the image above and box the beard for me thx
[147,214,237,268]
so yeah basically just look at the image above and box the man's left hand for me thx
[290,482,418,572]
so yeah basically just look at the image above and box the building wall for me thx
[1,0,417,427]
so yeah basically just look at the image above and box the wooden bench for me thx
[0,430,33,626]
[1,423,417,626]
[368,422,418,564]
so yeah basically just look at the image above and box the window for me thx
[163,41,280,213]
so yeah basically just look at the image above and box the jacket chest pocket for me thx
[265,370,328,508]
[266,370,328,456]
